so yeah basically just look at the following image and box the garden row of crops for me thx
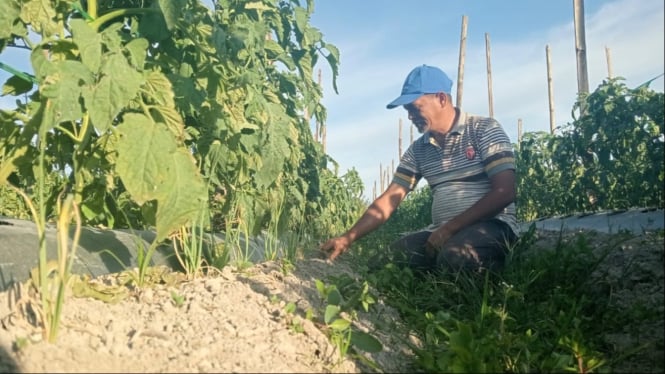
[0,1,663,372]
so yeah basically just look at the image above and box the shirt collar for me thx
[421,109,467,144]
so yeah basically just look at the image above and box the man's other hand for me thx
[319,236,351,262]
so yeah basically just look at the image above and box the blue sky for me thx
[1,0,663,200]
[311,0,665,198]
[308,0,664,198]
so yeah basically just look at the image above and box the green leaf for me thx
[0,0,21,40]
[284,302,296,314]
[40,60,94,124]
[264,39,285,58]
[327,287,342,306]
[328,317,351,331]
[293,7,308,36]
[245,2,272,12]
[138,8,170,42]
[70,19,102,73]
[168,74,206,113]
[100,23,124,53]
[323,304,340,325]
[323,42,340,93]
[83,53,143,132]
[20,0,58,36]
[158,0,186,30]
[350,330,383,353]
[125,38,149,69]
[315,279,325,296]
[154,147,207,241]
[142,72,186,141]
[116,113,173,204]
[2,75,33,96]
[254,121,289,188]
[116,113,206,241]
[449,321,473,359]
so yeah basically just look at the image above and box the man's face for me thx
[404,94,440,133]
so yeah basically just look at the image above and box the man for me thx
[320,64,519,272]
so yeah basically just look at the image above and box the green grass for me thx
[348,223,664,373]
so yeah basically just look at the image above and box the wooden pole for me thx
[485,33,494,118]
[379,163,384,192]
[546,45,556,134]
[373,181,377,200]
[573,0,590,115]
[398,118,403,158]
[456,15,468,108]
[410,123,414,144]
[517,118,523,145]
[605,46,613,79]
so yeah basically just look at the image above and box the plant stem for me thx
[37,100,52,340]
[87,0,98,20]
[89,8,160,32]
[0,61,37,84]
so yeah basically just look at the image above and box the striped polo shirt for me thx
[393,111,519,235]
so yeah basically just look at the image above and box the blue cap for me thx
[386,65,453,109]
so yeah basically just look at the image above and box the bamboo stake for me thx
[485,33,494,118]
[385,169,390,190]
[546,45,556,134]
[573,0,590,115]
[456,15,468,109]
[398,118,403,158]
[379,163,384,192]
[605,46,613,79]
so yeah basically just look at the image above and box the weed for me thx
[172,220,206,280]
[282,302,305,333]
[10,183,82,343]
[170,291,185,307]
[355,216,663,373]
[314,278,383,367]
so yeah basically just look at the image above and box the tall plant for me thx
[515,78,664,220]
[0,0,348,247]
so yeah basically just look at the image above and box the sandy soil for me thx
[0,252,416,373]
[0,229,663,373]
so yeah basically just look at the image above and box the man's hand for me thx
[320,236,352,262]
[425,226,452,258]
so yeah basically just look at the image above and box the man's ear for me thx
[437,92,447,107]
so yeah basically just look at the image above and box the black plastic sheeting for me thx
[521,208,664,234]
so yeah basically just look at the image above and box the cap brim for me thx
[386,93,423,109]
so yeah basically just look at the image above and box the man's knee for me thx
[437,242,508,271]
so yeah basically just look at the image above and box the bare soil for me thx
[0,229,663,373]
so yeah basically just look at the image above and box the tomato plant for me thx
[0,0,358,244]
[515,78,664,220]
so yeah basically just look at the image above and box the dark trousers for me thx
[373,219,517,273]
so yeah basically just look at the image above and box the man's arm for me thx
[426,169,516,252]
[321,182,410,261]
